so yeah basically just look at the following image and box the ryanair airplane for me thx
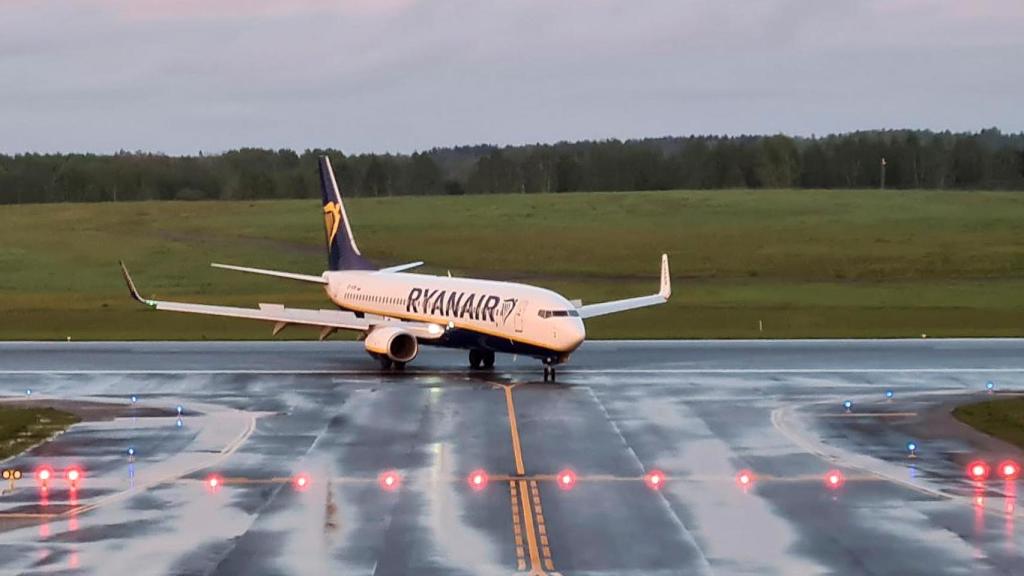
[120,157,670,381]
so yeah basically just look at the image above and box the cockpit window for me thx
[537,309,580,318]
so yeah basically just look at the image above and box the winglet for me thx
[119,261,153,307]
[659,254,671,300]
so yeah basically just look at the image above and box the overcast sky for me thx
[1,0,1022,155]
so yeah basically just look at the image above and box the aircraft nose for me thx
[567,319,586,349]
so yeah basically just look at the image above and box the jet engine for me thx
[364,326,419,364]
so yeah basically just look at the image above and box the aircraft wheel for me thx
[482,351,495,369]
[469,349,483,369]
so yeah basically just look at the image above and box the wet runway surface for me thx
[2,339,1024,575]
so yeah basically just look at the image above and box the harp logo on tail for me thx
[323,202,341,248]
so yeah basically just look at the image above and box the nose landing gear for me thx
[542,358,557,382]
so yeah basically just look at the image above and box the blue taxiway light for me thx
[130,395,138,404]
[25,389,31,396]
[885,390,894,399]
[843,400,853,410]
[176,418,183,428]
[907,442,917,452]
[986,381,995,391]
[176,405,183,415]
[127,447,135,456]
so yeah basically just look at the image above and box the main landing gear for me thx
[378,357,406,371]
[468,349,495,370]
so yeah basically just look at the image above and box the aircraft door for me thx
[515,300,527,333]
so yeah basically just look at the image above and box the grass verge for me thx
[952,397,1024,449]
[0,406,81,461]
[1,189,1023,339]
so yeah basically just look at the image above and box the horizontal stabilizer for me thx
[211,263,327,284]
[379,261,424,274]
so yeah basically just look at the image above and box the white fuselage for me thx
[324,271,586,360]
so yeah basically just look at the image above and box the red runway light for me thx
[206,474,223,492]
[36,466,53,484]
[379,470,401,492]
[967,460,990,481]
[65,467,82,487]
[824,470,845,490]
[556,469,577,491]
[998,460,1020,480]
[468,469,489,491]
[293,473,311,491]
[644,469,666,490]
[736,469,755,489]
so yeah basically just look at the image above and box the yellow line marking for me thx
[517,479,545,575]
[509,482,527,570]
[503,385,547,575]
[530,480,555,568]
[504,386,527,477]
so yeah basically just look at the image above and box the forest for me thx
[2,128,1022,204]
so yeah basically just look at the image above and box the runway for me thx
[1,339,1024,575]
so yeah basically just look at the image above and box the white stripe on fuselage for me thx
[323,271,586,354]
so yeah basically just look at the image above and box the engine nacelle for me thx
[364,326,419,364]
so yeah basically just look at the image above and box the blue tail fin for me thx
[319,156,375,271]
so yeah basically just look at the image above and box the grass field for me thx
[953,398,1024,449]
[1,189,1023,339]
[0,406,80,461]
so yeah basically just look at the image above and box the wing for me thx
[120,262,443,340]
[577,254,671,319]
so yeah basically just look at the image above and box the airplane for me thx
[119,156,671,381]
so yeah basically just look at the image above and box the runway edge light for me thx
[66,467,83,489]
[967,460,990,481]
[206,474,223,492]
[736,469,755,489]
[824,470,845,490]
[556,469,577,491]
[468,469,489,491]
[998,460,1020,480]
[644,469,666,490]
[379,470,401,492]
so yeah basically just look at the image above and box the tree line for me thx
[2,128,1022,204]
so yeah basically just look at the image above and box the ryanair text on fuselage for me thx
[406,288,517,324]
